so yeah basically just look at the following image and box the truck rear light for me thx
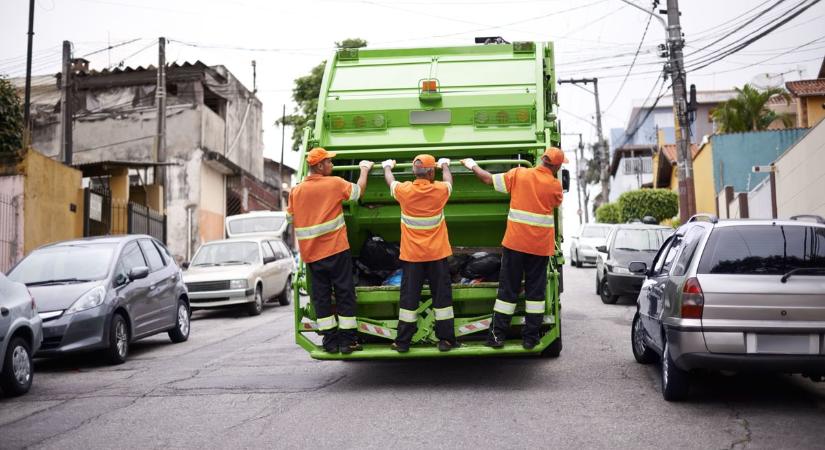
[681,277,704,319]
[421,79,438,92]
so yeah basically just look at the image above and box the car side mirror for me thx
[561,169,570,192]
[128,266,150,281]
[263,256,277,264]
[114,272,129,286]
[595,245,607,253]
[181,261,190,270]
[628,261,648,275]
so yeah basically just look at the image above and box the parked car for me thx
[629,215,825,401]
[0,273,42,397]
[595,223,672,304]
[6,236,190,365]
[569,223,613,267]
[183,237,293,315]
[225,211,289,240]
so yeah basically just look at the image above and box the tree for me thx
[595,203,621,223]
[277,38,368,151]
[711,84,793,133]
[0,75,24,155]
[617,189,678,223]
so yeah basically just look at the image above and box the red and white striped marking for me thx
[514,315,555,325]
[457,318,492,336]
[358,322,395,340]
[300,320,318,331]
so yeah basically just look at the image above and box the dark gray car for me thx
[6,235,190,364]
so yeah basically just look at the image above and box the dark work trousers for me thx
[308,249,358,350]
[396,258,456,346]
[489,247,549,344]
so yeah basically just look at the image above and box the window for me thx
[271,241,292,259]
[698,225,825,275]
[228,216,286,235]
[8,244,116,284]
[623,157,653,175]
[582,225,611,238]
[118,242,148,279]
[613,228,669,252]
[191,241,260,266]
[139,239,165,272]
[671,226,707,276]
[652,236,677,275]
[152,240,172,265]
[262,242,275,260]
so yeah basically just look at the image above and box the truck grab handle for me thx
[332,159,533,172]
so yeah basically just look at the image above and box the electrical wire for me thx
[603,2,654,113]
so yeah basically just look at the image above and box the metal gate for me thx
[128,203,167,242]
[83,187,112,237]
[0,193,20,273]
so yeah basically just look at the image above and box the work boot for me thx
[437,340,461,352]
[391,342,409,353]
[485,330,505,348]
[322,334,339,353]
[522,339,538,350]
[340,341,363,354]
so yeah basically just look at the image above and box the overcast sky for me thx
[2,0,823,229]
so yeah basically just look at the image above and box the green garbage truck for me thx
[293,41,568,359]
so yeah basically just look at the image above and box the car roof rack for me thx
[789,214,825,224]
[687,214,718,224]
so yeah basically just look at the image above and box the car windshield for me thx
[613,228,669,252]
[698,225,825,275]
[228,217,286,235]
[7,244,116,285]
[191,242,260,266]
[582,226,611,238]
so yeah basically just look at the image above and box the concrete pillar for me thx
[109,167,130,203]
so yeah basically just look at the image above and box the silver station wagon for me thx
[629,214,825,401]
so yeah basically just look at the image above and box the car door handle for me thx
[0,307,9,317]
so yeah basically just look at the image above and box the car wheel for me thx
[569,249,576,267]
[631,313,658,364]
[0,336,33,396]
[105,313,129,365]
[661,340,690,401]
[278,277,292,306]
[168,298,190,343]
[541,322,562,358]
[247,285,263,316]
[599,276,619,304]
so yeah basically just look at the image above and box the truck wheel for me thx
[599,277,619,304]
[661,340,690,401]
[105,313,129,365]
[247,285,263,316]
[541,323,562,358]
[278,277,292,306]
[0,336,33,396]
[631,313,657,364]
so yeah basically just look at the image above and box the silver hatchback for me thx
[629,215,825,401]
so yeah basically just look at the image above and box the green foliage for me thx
[0,76,24,155]
[595,203,621,224]
[277,38,367,151]
[617,189,678,223]
[711,84,794,133]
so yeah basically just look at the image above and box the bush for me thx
[617,189,678,224]
[595,203,622,223]
[0,76,24,155]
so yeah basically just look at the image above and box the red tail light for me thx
[681,277,704,319]
[421,79,438,92]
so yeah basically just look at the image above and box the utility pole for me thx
[279,104,286,210]
[563,132,586,225]
[251,60,257,94]
[558,78,609,205]
[156,37,167,204]
[665,0,696,221]
[60,40,73,165]
[23,0,35,145]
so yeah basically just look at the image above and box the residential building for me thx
[650,142,717,215]
[263,158,296,209]
[607,144,654,202]
[774,120,825,218]
[785,59,825,128]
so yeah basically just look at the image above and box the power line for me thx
[603,2,654,113]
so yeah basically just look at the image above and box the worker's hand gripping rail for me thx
[331,159,533,172]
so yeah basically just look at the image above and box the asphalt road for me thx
[2,265,825,449]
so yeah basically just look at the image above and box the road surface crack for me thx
[727,404,752,450]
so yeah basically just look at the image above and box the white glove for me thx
[381,159,396,169]
[359,160,375,170]
[437,158,451,168]
[461,158,478,170]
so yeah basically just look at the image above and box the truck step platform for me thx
[308,340,550,360]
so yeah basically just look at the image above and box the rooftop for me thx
[785,79,825,97]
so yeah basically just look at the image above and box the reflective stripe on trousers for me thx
[507,208,554,228]
[316,315,337,331]
[525,300,545,314]
[400,212,444,230]
[434,306,454,320]
[295,213,345,240]
[338,316,357,329]
[399,308,417,323]
[493,299,516,315]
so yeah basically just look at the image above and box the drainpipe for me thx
[186,205,194,261]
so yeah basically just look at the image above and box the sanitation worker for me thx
[382,154,460,352]
[287,148,374,354]
[461,148,565,350]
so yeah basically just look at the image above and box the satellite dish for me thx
[750,73,784,90]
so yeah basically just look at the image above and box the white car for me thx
[569,223,613,267]
[183,238,293,316]
[225,211,289,240]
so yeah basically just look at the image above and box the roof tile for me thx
[785,79,825,97]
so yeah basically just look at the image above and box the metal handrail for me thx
[332,159,533,172]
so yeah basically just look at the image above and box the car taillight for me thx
[681,277,704,319]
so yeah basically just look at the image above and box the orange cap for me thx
[543,147,568,165]
[413,154,436,168]
[306,147,337,166]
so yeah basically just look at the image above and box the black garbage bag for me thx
[461,253,501,279]
[447,254,471,276]
[354,259,394,286]
[360,235,401,271]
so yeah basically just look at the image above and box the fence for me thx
[127,202,166,242]
[84,188,166,243]
[0,193,21,273]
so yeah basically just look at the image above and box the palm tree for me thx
[711,84,794,133]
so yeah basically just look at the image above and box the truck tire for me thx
[0,336,33,397]
[661,340,690,401]
[541,323,562,358]
[631,313,657,364]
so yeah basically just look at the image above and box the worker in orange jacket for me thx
[382,154,460,352]
[462,147,566,349]
[287,148,374,354]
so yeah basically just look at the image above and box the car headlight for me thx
[66,286,106,315]
[608,264,630,274]
[229,279,248,290]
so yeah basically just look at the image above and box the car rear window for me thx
[228,217,286,235]
[698,225,825,275]
[582,225,611,238]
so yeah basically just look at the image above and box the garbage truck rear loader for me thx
[293,42,567,359]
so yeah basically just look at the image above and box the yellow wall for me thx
[199,163,225,243]
[692,143,716,214]
[804,96,825,127]
[21,149,83,253]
